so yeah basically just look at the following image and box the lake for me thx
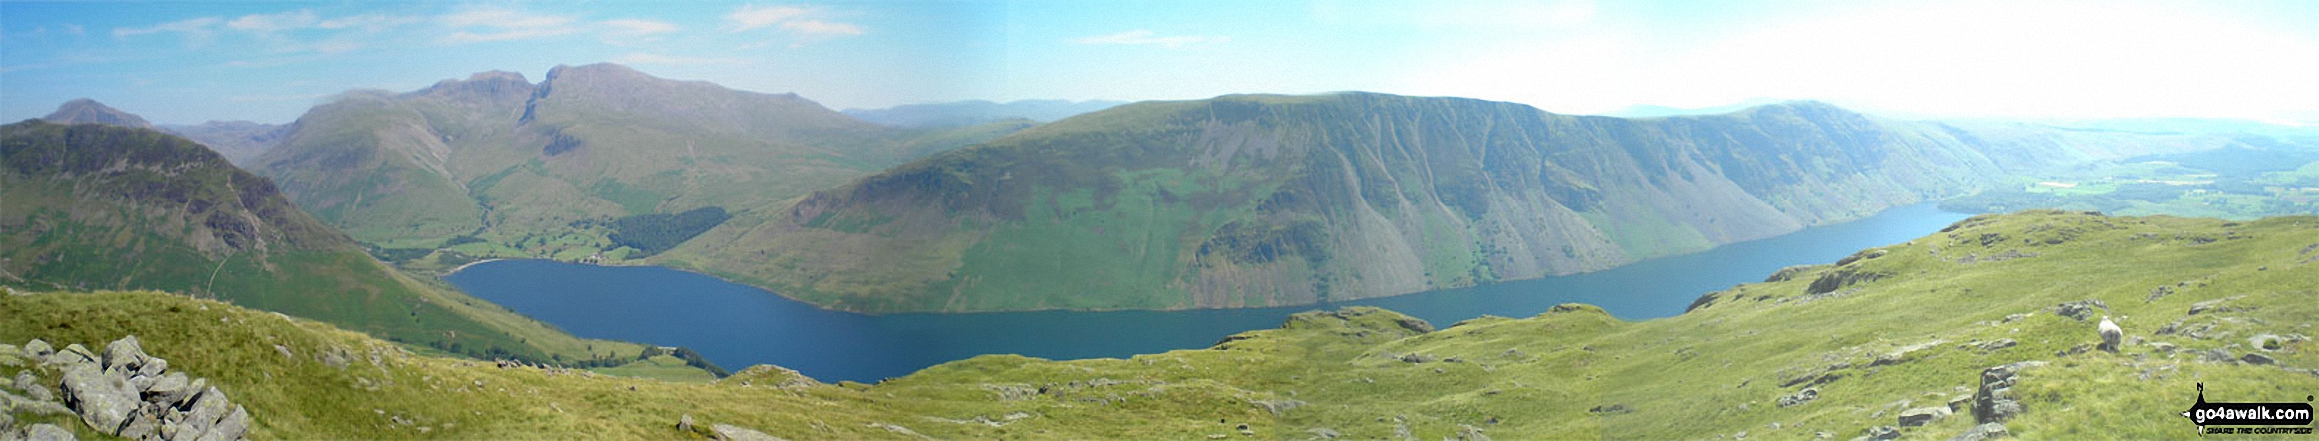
[446,203,1972,383]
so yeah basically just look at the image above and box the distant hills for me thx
[245,64,1026,259]
[662,93,2251,312]
[844,99,1125,128]
[42,98,287,166]
[0,119,669,364]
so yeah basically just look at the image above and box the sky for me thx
[3,0,2317,126]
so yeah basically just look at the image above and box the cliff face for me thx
[667,93,2237,312]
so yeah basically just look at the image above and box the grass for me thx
[6,210,2311,439]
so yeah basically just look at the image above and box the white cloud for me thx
[228,10,318,33]
[438,7,580,44]
[1071,30,1229,48]
[613,53,745,66]
[317,14,421,32]
[603,19,680,37]
[62,24,85,36]
[1313,0,1595,28]
[781,20,861,37]
[724,3,864,45]
[113,17,222,46]
[727,4,813,32]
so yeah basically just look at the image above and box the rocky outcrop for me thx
[1948,422,2009,441]
[1971,361,2045,424]
[5,336,251,441]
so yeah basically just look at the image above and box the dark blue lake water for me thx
[446,203,1971,383]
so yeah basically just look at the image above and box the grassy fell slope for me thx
[668,93,2244,313]
[0,120,678,369]
[7,211,2307,439]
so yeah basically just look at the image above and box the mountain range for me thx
[661,93,2250,312]
[27,64,2305,314]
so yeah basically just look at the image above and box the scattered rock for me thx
[1898,407,1953,427]
[61,363,138,431]
[1973,361,2045,424]
[1855,425,1901,441]
[1456,424,1490,441]
[678,414,695,432]
[21,336,251,441]
[1588,404,1633,415]
[865,422,931,440]
[1948,422,2009,441]
[1778,388,1820,408]
[1975,339,2017,352]
[2052,300,2106,321]
[2241,353,2275,365]
[2189,296,2248,315]
[1308,427,1342,439]
[19,423,75,441]
[709,424,785,441]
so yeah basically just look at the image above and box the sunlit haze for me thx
[4,0,2315,125]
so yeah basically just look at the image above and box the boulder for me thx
[60,363,138,433]
[2052,300,2105,321]
[101,336,148,374]
[1948,422,2008,441]
[2241,353,2275,365]
[1898,407,1952,427]
[179,386,233,436]
[49,344,97,367]
[13,370,40,394]
[678,414,695,432]
[1972,361,2044,424]
[118,408,163,440]
[710,424,786,441]
[195,405,250,441]
[144,372,193,405]
[1779,387,1820,408]
[24,339,54,358]
[23,423,76,441]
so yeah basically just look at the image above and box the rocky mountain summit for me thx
[2,336,250,441]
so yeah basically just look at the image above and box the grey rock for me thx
[48,344,96,367]
[136,358,166,378]
[1779,387,1820,408]
[24,340,53,358]
[1899,406,1953,427]
[2,389,74,416]
[60,363,137,433]
[119,407,163,439]
[24,423,75,441]
[180,386,232,436]
[1252,398,1306,417]
[709,423,786,441]
[194,405,250,441]
[1856,425,1901,441]
[2052,300,2106,321]
[678,414,695,432]
[1976,339,2017,351]
[13,370,36,392]
[101,336,147,374]
[1456,424,1490,441]
[1973,361,2044,424]
[2241,353,2275,365]
[144,372,192,405]
[1948,422,2009,441]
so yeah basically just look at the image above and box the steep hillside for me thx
[252,64,1022,261]
[0,120,676,366]
[667,93,2238,312]
[6,211,2311,439]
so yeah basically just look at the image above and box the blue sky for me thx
[4,0,2316,125]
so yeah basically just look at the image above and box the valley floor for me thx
[3,211,2314,439]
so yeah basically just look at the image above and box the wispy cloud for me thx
[438,7,580,44]
[603,19,680,37]
[113,17,223,47]
[724,3,863,46]
[1070,30,1229,48]
[613,53,746,66]
[781,20,861,37]
[227,10,318,34]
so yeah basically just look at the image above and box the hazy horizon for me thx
[5,0,2316,126]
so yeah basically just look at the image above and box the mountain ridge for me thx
[661,92,2244,313]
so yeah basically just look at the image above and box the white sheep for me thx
[2099,315,2123,352]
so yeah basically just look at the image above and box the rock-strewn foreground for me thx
[3,336,251,441]
[2,211,2314,439]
